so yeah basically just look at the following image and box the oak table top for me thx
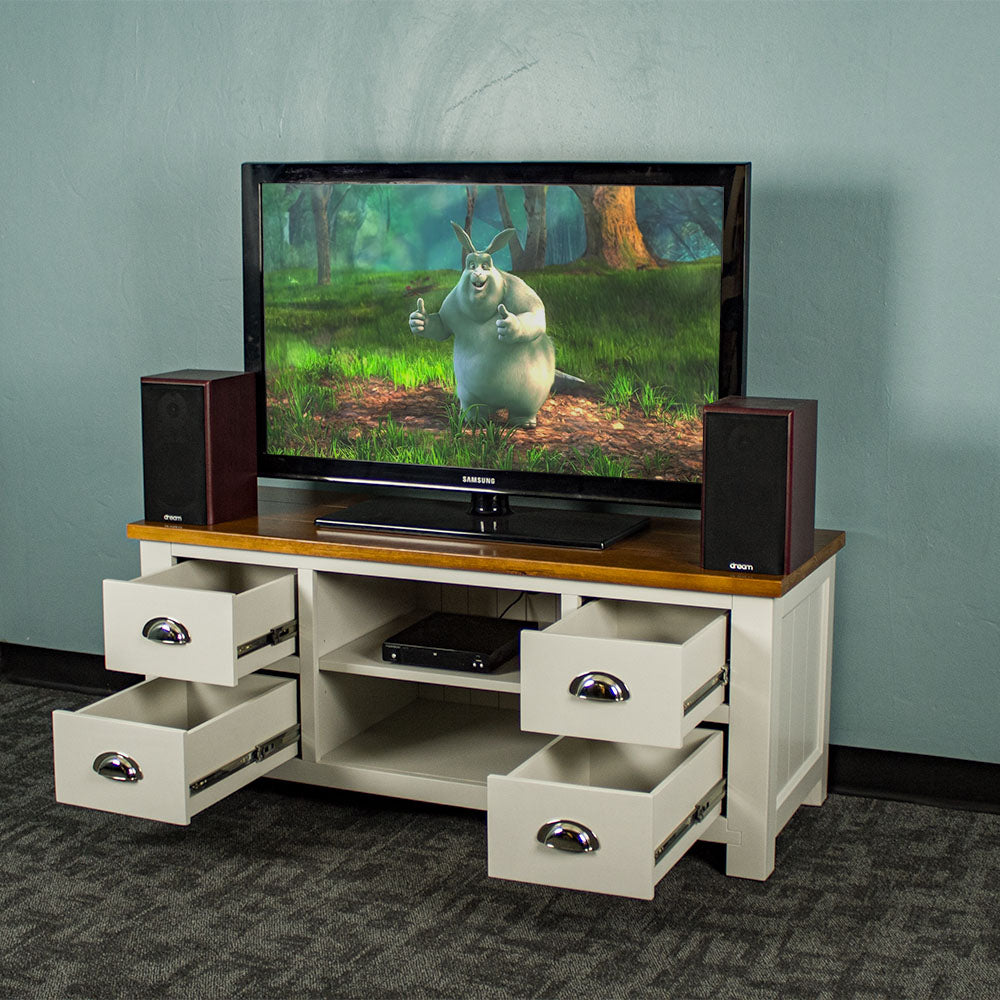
[127,488,845,599]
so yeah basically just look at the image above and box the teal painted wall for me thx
[2,1,998,763]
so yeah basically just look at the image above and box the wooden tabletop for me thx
[127,488,845,599]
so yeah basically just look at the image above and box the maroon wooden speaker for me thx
[141,370,257,525]
[701,396,817,576]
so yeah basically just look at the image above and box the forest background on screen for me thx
[261,182,723,482]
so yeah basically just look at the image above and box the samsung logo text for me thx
[462,475,496,485]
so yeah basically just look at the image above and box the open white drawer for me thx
[52,673,299,825]
[487,728,723,899]
[103,560,297,686]
[520,600,727,748]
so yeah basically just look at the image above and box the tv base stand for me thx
[315,491,649,549]
[52,489,843,899]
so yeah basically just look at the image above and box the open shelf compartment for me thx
[308,670,550,809]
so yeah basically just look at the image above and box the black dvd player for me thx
[382,612,539,673]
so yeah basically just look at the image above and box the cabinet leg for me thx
[803,774,827,807]
[724,829,776,881]
[724,595,780,882]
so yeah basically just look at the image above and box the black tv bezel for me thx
[242,160,749,511]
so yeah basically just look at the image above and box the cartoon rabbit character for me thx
[409,222,555,427]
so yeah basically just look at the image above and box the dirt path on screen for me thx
[326,378,704,480]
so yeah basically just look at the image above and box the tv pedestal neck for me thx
[52,487,844,900]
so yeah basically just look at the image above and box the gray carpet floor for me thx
[2,679,999,1000]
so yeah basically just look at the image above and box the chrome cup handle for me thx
[536,819,600,853]
[568,672,630,702]
[93,752,143,783]
[142,617,191,645]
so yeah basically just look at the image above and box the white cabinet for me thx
[52,493,843,898]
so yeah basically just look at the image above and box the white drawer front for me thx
[487,729,724,899]
[103,560,296,686]
[52,674,299,825]
[520,600,727,748]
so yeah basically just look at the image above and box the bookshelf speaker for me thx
[140,370,257,525]
[701,397,817,576]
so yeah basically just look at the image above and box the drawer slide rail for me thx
[236,620,298,659]
[189,723,300,796]
[653,778,727,865]
[683,665,729,716]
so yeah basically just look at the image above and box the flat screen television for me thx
[242,161,749,548]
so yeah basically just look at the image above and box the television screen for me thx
[243,162,748,543]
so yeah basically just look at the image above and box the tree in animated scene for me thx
[283,184,369,284]
[570,184,660,270]
[495,185,548,271]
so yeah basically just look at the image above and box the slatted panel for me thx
[776,577,830,793]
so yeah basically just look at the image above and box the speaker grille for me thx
[702,411,789,574]
[141,383,208,523]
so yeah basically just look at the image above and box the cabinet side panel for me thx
[773,566,834,804]
[775,562,835,822]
